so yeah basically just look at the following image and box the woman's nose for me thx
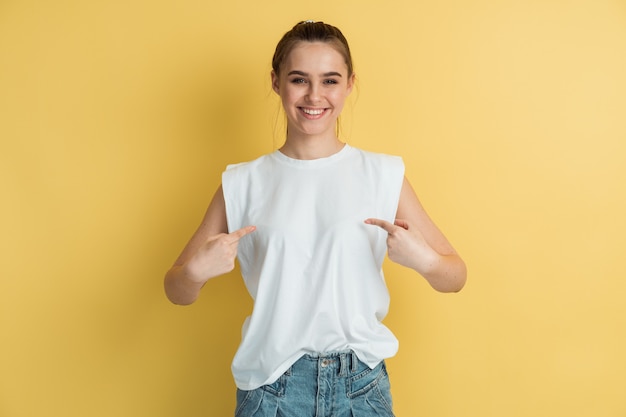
[306,84,321,102]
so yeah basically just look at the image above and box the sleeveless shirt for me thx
[221,144,405,390]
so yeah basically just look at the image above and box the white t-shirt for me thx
[221,144,405,390]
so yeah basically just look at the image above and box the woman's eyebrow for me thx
[287,70,343,77]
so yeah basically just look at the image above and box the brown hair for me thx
[272,21,354,77]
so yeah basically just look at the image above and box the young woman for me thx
[165,20,466,417]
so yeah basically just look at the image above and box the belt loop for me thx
[350,351,358,374]
[339,353,347,377]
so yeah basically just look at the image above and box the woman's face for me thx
[272,41,354,140]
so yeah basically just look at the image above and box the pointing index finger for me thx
[364,218,396,234]
[227,225,256,242]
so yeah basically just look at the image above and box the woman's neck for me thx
[279,135,345,160]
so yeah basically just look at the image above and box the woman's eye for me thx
[324,79,339,85]
[290,78,307,84]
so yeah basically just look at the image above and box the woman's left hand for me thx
[364,177,466,292]
[364,218,438,273]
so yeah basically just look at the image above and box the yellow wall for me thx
[1,1,625,416]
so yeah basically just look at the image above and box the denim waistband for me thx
[235,350,394,417]
[290,350,363,377]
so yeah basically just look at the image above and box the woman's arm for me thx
[164,185,255,305]
[365,177,466,293]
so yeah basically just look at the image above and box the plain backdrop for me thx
[1,1,625,416]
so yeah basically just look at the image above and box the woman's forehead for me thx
[282,42,349,74]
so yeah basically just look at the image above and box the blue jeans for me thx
[235,351,395,417]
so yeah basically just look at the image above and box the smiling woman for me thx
[164,20,466,417]
[3,0,626,415]
[271,41,355,154]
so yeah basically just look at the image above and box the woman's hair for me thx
[272,21,354,77]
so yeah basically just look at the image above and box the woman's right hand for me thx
[184,226,256,284]
[164,185,253,305]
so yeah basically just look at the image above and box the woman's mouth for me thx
[300,107,327,118]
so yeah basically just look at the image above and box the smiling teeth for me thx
[302,108,324,115]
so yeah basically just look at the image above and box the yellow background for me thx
[1,1,625,416]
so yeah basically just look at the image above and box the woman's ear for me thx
[347,72,356,94]
[271,71,280,94]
